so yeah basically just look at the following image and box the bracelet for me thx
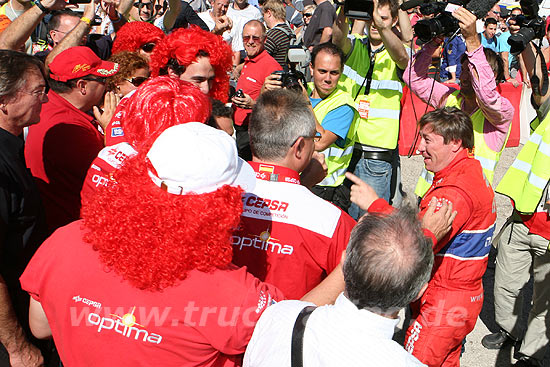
[80,16,92,25]
[31,0,49,14]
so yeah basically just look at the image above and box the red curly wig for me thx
[121,76,211,152]
[149,26,232,102]
[81,153,244,291]
[112,21,165,55]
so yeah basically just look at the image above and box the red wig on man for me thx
[149,26,232,102]
[122,76,211,152]
[111,21,165,55]
[81,123,251,291]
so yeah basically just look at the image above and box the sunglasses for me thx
[83,76,107,84]
[303,12,313,17]
[290,131,322,147]
[133,1,154,8]
[125,76,148,87]
[243,35,262,43]
[140,42,155,53]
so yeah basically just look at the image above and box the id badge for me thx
[358,100,370,119]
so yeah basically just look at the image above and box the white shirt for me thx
[198,10,232,43]
[226,4,262,51]
[244,293,426,367]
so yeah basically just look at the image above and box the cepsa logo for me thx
[244,196,289,212]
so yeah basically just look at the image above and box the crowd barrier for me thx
[398,82,529,156]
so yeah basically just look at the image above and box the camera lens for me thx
[508,27,535,54]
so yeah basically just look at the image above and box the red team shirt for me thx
[232,162,356,300]
[20,221,284,367]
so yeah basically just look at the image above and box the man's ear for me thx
[450,139,463,153]
[391,16,398,28]
[76,79,88,95]
[412,283,429,302]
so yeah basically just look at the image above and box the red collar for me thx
[47,90,96,125]
[433,149,472,181]
[248,161,301,185]
[245,50,269,64]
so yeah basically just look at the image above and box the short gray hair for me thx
[343,204,433,314]
[249,89,315,160]
[0,50,45,102]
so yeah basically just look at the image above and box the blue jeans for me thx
[348,157,392,220]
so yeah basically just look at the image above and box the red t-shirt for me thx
[234,50,281,126]
[20,221,284,367]
[231,162,355,300]
[24,91,104,234]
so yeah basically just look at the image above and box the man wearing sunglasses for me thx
[233,20,281,160]
[232,89,356,300]
[25,46,120,235]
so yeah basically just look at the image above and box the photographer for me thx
[232,20,281,160]
[482,31,550,366]
[404,6,513,197]
[332,0,410,219]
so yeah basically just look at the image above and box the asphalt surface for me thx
[396,145,550,367]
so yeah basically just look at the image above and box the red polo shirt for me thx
[234,50,281,126]
[25,91,104,234]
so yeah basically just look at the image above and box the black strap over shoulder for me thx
[291,306,317,367]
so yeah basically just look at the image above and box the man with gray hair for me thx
[243,205,434,366]
[0,50,48,366]
[231,89,356,301]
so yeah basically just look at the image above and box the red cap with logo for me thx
[49,46,119,82]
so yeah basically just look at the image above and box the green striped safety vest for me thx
[338,36,403,149]
[496,113,550,214]
[414,91,511,197]
[308,84,358,187]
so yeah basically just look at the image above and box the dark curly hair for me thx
[105,51,149,93]
[149,26,232,102]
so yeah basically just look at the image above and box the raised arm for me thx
[403,42,455,108]
[0,0,66,50]
[520,40,550,107]
[332,5,352,56]
[372,0,408,69]
[45,0,95,68]
[454,7,514,128]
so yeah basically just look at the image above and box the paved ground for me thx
[396,145,550,367]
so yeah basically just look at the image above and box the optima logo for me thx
[232,230,293,255]
[88,306,162,345]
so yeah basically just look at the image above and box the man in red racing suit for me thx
[346,107,496,367]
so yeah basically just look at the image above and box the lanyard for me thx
[248,161,301,185]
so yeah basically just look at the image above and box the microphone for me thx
[400,0,428,11]
[465,0,499,19]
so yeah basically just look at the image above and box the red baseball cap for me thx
[49,46,119,82]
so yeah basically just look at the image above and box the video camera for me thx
[343,0,374,21]
[273,46,308,92]
[508,0,546,55]
[413,0,469,43]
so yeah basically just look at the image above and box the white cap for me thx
[146,122,256,195]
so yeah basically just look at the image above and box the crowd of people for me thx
[0,0,549,365]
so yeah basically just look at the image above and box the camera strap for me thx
[353,42,385,100]
[530,40,549,98]
[291,305,317,367]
